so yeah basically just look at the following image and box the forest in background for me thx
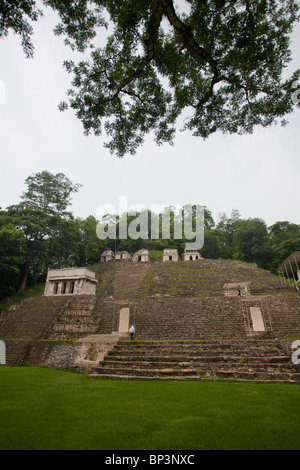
[0,171,300,301]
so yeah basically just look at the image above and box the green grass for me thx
[0,367,300,450]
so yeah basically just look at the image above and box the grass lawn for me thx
[0,366,300,450]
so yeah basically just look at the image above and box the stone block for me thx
[119,308,130,333]
[250,307,265,332]
[0,340,6,365]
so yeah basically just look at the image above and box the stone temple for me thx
[0,254,300,384]
[163,249,179,262]
[44,268,98,296]
[132,249,150,262]
[182,249,202,261]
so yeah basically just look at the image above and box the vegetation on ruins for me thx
[0,170,300,300]
[1,1,300,156]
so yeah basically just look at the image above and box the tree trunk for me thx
[19,267,29,291]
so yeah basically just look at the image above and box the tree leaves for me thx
[0,0,43,58]
[1,0,299,155]
[20,171,82,217]
[57,0,300,156]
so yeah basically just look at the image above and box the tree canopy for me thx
[1,0,300,156]
[21,170,82,217]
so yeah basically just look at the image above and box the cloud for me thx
[0,7,299,228]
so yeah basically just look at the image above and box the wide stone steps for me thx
[110,340,286,354]
[92,369,300,383]
[100,357,294,367]
[112,263,150,301]
[91,339,300,384]
[215,370,300,383]
[130,297,251,340]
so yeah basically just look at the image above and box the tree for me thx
[269,221,300,243]
[0,0,43,58]
[268,221,300,271]
[3,205,83,290]
[76,216,108,265]
[1,1,299,157]
[21,171,82,217]
[0,222,27,299]
[200,228,225,259]
[216,209,242,258]
[233,218,272,268]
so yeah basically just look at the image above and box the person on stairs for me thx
[129,325,135,340]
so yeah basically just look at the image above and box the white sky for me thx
[0,3,300,228]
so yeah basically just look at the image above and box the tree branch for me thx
[103,0,164,101]
[161,0,218,73]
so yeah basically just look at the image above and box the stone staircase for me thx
[90,262,119,298]
[0,296,68,339]
[45,296,99,340]
[132,297,248,340]
[0,296,69,366]
[87,260,300,383]
[111,262,150,301]
[268,294,300,339]
[90,339,300,384]
[44,296,135,340]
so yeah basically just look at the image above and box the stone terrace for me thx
[92,339,300,384]
[132,297,246,340]
[1,259,299,383]
[90,259,300,383]
[0,296,68,365]
[134,259,285,299]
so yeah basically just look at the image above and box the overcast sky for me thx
[0,4,300,228]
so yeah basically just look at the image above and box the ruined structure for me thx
[163,249,179,262]
[44,268,98,296]
[114,251,132,261]
[182,249,202,261]
[1,258,300,384]
[132,249,150,262]
[100,250,115,262]
[100,248,202,263]
[100,251,132,262]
